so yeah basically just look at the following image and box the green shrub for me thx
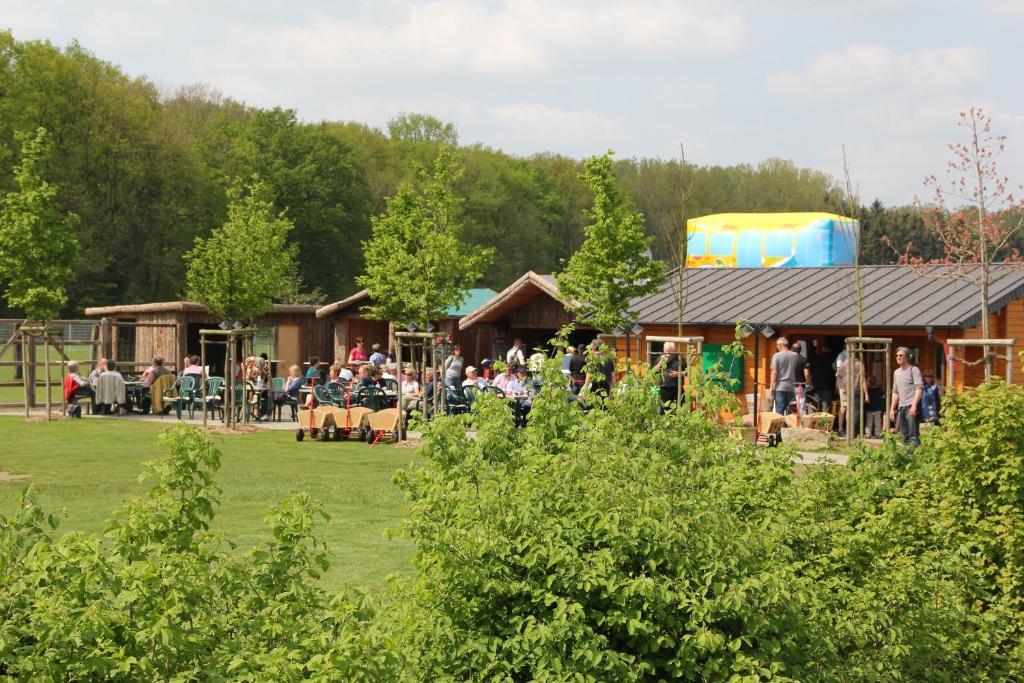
[0,425,398,680]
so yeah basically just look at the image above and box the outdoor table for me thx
[124,381,145,413]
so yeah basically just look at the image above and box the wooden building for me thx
[623,265,1024,406]
[315,287,497,366]
[84,302,329,377]
[457,272,597,358]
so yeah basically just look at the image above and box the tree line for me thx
[0,32,998,318]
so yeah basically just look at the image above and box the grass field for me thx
[0,342,96,405]
[0,417,419,590]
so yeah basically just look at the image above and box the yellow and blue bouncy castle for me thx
[685,212,858,268]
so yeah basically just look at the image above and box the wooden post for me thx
[26,332,37,409]
[201,334,208,428]
[396,336,404,441]
[21,333,29,420]
[44,331,52,421]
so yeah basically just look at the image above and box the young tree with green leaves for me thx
[185,178,297,322]
[0,127,79,323]
[357,146,493,329]
[556,151,664,332]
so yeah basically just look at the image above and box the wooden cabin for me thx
[315,287,497,366]
[622,265,1024,412]
[84,302,329,377]
[457,272,596,358]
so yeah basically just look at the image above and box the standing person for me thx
[656,341,686,407]
[443,344,464,388]
[347,338,367,365]
[769,337,810,415]
[920,369,943,425]
[889,347,924,447]
[568,343,588,395]
[835,353,868,436]
[810,341,837,414]
[506,338,526,368]
[585,339,615,397]
[865,375,885,438]
[369,343,387,368]
[561,345,575,378]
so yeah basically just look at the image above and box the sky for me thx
[3,0,1023,205]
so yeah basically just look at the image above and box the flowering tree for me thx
[897,108,1023,378]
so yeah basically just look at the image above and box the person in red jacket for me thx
[63,361,92,418]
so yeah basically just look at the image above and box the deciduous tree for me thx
[185,178,297,322]
[897,108,1024,378]
[556,151,664,332]
[0,127,78,322]
[357,146,493,328]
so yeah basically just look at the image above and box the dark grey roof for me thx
[630,265,1024,329]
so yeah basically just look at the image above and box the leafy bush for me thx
[0,425,398,680]
[392,362,1024,681]
[2,373,1023,680]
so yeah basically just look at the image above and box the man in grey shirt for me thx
[769,337,810,414]
[889,346,924,447]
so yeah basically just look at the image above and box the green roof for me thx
[446,288,497,317]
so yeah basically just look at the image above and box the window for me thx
[709,233,735,257]
[687,232,707,256]
[764,231,794,258]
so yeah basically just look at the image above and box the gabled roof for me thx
[458,272,567,330]
[630,265,1024,329]
[315,288,497,319]
[85,302,319,316]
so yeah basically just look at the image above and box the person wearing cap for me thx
[462,365,487,389]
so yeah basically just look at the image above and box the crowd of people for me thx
[61,333,945,448]
[768,337,943,447]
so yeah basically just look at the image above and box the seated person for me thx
[337,363,355,382]
[381,364,398,382]
[142,356,172,387]
[491,364,516,392]
[89,358,107,387]
[96,360,126,414]
[277,365,304,415]
[182,355,204,380]
[326,363,344,385]
[462,365,488,390]
[305,356,323,383]
[356,364,375,389]
[400,365,423,411]
[63,361,92,417]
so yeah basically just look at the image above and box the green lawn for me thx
[0,417,419,590]
[0,342,95,405]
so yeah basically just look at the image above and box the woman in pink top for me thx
[347,337,367,364]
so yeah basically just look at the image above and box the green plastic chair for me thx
[197,377,224,420]
[162,375,196,420]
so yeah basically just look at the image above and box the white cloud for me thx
[0,2,57,39]
[489,103,619,150]
[190,0,745,79]
[767,43,985,98]
[987,0,1024,16]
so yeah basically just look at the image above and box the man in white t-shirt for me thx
[506,338,526,368]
